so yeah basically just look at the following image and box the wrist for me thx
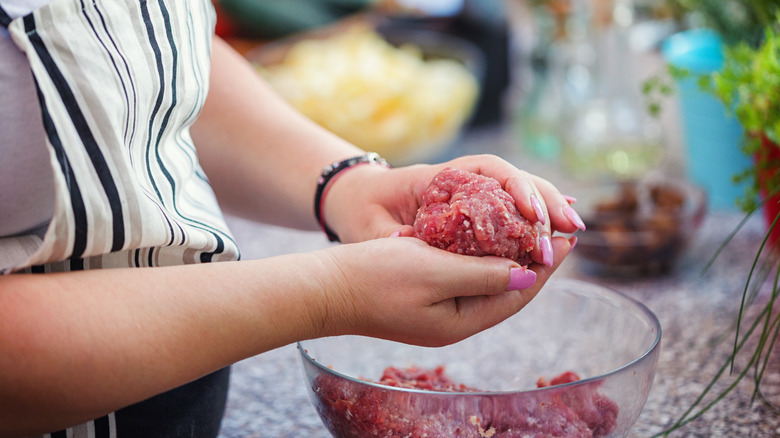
[304,247,362,338]
[314,153,391,242]
[246,251,351,344]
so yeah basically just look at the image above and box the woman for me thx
[0,0,582,436]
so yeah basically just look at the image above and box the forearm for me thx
[0,255,334,436]
[0,233,571,436]
[191,36,363,229]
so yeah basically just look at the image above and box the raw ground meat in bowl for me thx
[297,279,661,438]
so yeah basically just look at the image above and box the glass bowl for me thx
[297,279,661,438]
[572,177,707,275]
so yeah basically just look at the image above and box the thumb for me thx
[365,208,414,239]
[459,234,573,297]
[388,225,415,238]
[425,253,529,302]
[339,207,414,242]
[444,235,574,335]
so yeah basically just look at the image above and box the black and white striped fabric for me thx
[1,0,240,435]
[2,0,239,275]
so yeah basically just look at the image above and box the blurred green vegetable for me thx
[666,0,779,47]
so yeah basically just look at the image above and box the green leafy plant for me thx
[704,27,780,212]
[665,0,778,47]
[641,65,687,119]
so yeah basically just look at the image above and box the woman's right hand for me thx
[309,234,574,347]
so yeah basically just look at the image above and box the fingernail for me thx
[506,267,536,291]
[541,235,554,267]
[563,195,578,204]
[530,195,546,225]
[389,230,401,237]
[564,206,587,231]
[568,236,578,254]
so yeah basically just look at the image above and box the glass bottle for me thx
[510,0,595,161]
[560,0,664,180]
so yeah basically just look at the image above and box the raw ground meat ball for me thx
[413,167,538,266]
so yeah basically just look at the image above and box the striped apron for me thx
[0,0,241,436]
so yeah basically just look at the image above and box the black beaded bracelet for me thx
[314,152,391,242]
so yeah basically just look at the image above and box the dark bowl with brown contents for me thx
[574,178,707,274]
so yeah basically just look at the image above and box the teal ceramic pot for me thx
[662,29,751,211]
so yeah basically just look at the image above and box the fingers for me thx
[336,155,585,249]
[330,235,574,348]
[501,174,552,266]
[528,235,575,285]
[504,171,586,237]
[419,155,583,268]
[506,266,537,291]
[441,155,586,235]
[415,251,526,302]
[429,235,574,345]
[465,236,573,320]
[530,175,586,234]
[431,234,572,300]
[386,226,415,238]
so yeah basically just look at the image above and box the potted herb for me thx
[704,27,780,243]
[649,0,780,220]
[647,0,779,211]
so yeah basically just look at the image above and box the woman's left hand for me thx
[321,154,585,267]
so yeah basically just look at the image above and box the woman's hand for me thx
[322,154,585,267]
[309,234,574,347]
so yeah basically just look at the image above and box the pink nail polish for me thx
[531,195,546,225]
[541,235,554,267]
[564,206,587,231]
[563,195,578,204]
[506,267,537,291]
[568,236,578,253]
[389,230,401,237]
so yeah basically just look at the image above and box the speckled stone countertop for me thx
[217,130,780,438]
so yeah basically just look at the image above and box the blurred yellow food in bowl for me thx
[255,28,480,165]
